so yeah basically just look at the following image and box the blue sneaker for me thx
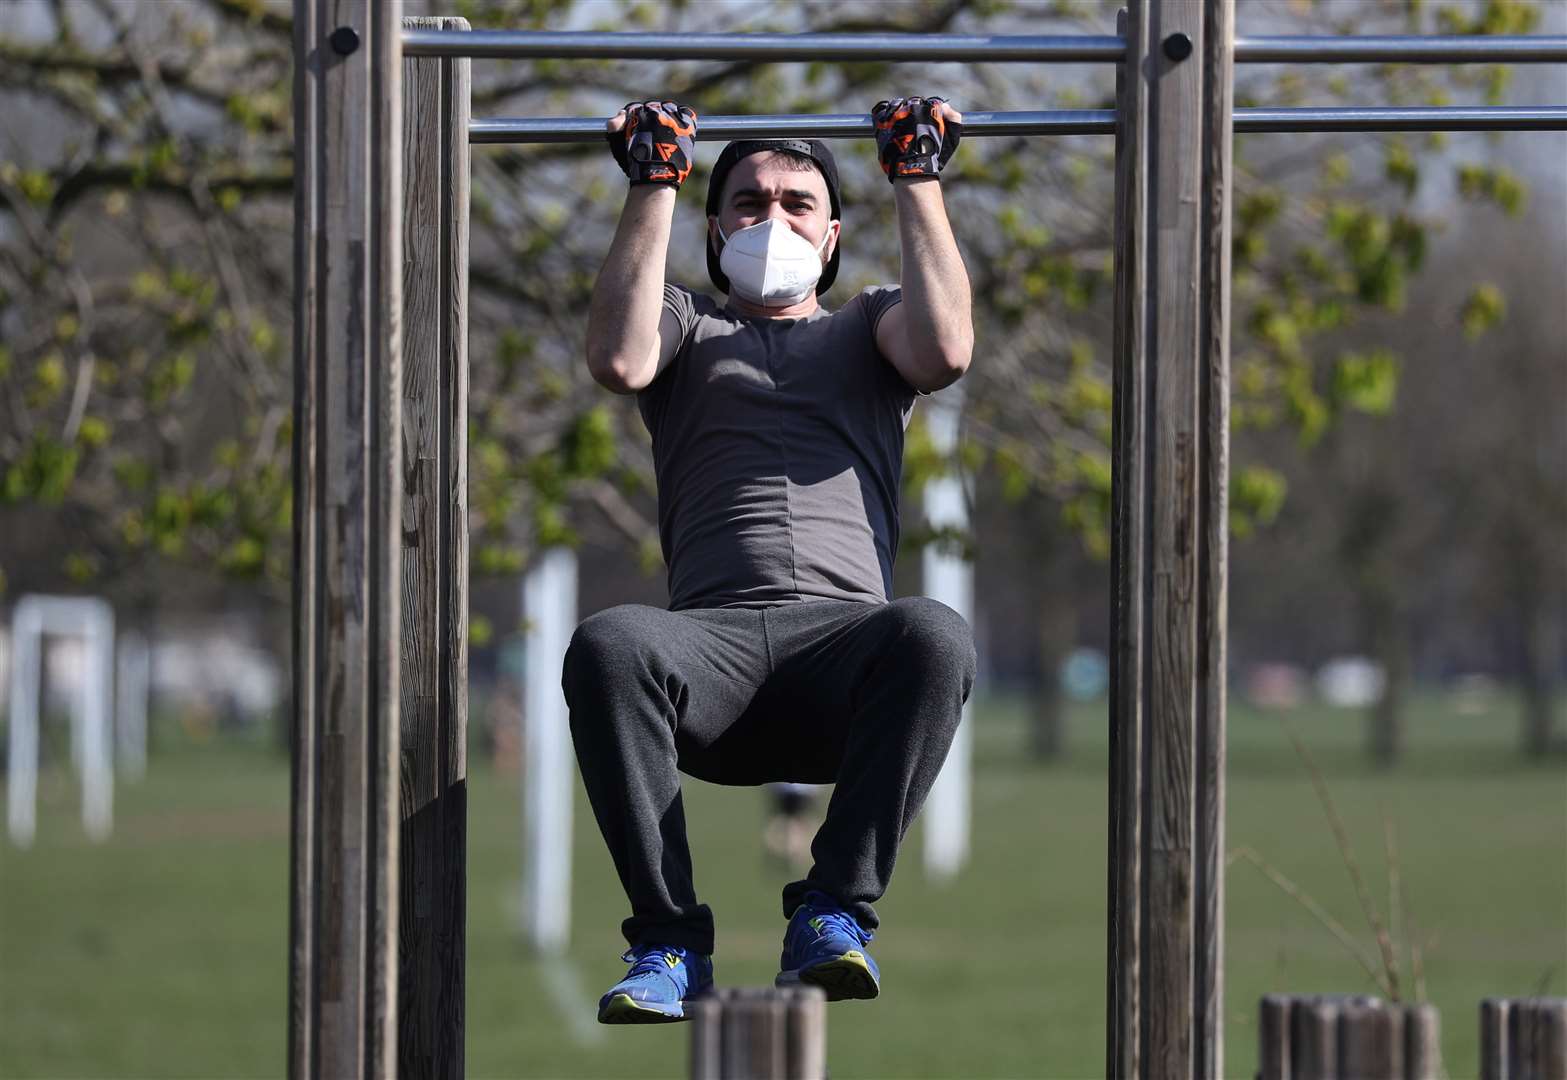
[775,891,880,1001]
[597,944,714,1024]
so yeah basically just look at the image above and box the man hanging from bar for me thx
[567,96,976,1024]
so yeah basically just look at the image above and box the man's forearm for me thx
[893,178,973,376]
[586,185,677,381]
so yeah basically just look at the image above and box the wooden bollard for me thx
[690,986,827,1080]
[1259,994,1441,1080]
[1481,997,1567,1080]
[1404,1003,1441,1080]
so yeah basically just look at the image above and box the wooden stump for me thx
[689,986,827,1080]
[1481,997,1567,1080]
[1258,994,1441,1080]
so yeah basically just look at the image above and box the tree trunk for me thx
[1031,596,1076,759]
[1519,586,1560,757]
[1367,591,1407,769]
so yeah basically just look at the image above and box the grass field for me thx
[2,693,1562,1078]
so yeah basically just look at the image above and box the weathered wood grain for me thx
[1261,995,1438,1080]
[1107,7,1147,1075]
[398,16,470,1078]
[1404,1002,1441,1080]
[690,987,826,1080]
[1482,997,1512,1080]
[1489,998,1567,1080]
[290,0,404,1075]
[1259,994,1293,1080]
[1339,1001,1404,1079]
[1195,1,1233,1075]
[1108,3,1232,1076]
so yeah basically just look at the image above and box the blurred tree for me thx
[0,0,1555,771]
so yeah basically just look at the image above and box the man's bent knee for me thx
[562,604,666,701]
[885,597,978,685]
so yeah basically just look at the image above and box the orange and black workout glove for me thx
[872,96,962,182]
[607,101,698,189]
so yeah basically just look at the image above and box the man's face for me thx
[709,152,839,264]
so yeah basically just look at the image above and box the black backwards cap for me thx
[704,139,842,297]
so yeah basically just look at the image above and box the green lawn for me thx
[2,694,1562,1078]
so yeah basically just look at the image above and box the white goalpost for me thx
[6,594,116,848]
[921,388,974,881]
[521,547,578,954]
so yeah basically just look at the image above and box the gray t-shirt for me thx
[638,283,916,610]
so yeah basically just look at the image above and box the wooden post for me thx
[1107,2,1233,1076]
[1404,1003,1441,1080]
[290,0,404,1076]
[1483,997,1567,1080]
[690,987,827,1080]
[1339,1000,1405,1079]
[1260,995,1441,1080]
[399,16,470,1077]
[1482,998,1511,1080]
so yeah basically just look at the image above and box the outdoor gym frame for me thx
[289,1,1567,1076]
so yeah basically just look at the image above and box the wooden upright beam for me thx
[1107,2,1233,1077]
[290,0,404,1076]
[399,16,471,1077]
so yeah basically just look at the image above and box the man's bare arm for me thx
[586,102,696,394]
[870,99,973,394]
[584,185,682,394]
[875,176,974,394]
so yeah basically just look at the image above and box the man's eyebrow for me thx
[730,187,818,203]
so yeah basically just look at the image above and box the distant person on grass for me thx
[566,96,976,1024]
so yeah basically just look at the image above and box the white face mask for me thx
[717,218,835,308]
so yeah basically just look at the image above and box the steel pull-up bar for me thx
[470,105,1567,144]
[470,110,1118,143]
[404,27,1567,64]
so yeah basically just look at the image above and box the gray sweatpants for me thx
[562,596,977,956]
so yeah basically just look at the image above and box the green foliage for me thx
[28,352,68,407]
[469,613,494,648]
[474,543,526,577]
[0,0,1545,596]
[1456,164,1527,215]
[76,417,111,449]
[1331,349,1400,415]
[1383,140,1420,197]
[1460,283,1506,338]
[1436,0,1540,36]
[4,437,80,504]
[62,551,101,583]
[147,352,197,405]
[901,417,945,489]
[561,406,616,477]
[1231,465,1288,539]
[218,536,265,577]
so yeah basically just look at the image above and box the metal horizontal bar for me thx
[407,28,1567,65]
[469,110,1116,144]
[1235,34,1567,63]
[404,28,1124,61]
[1237,105,1567,131]
[469,105,1567,144]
